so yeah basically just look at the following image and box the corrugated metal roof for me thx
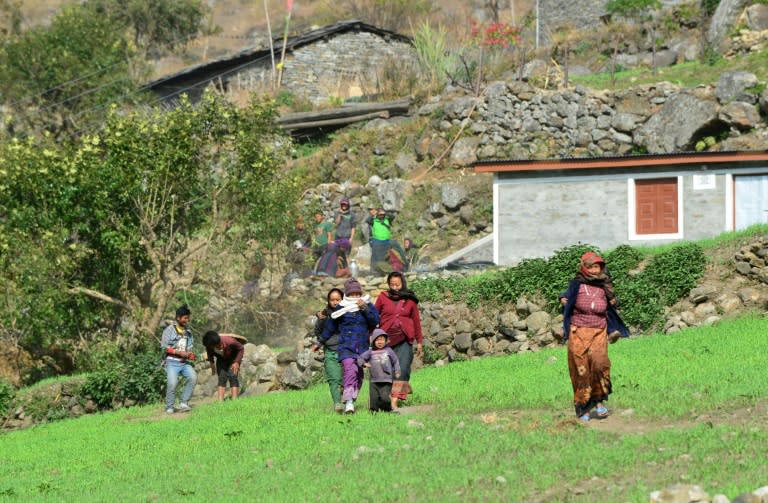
[473,150,768,173]
[142,20,412,91]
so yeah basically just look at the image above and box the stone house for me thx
[474,150,768,265]
[143,20,418,106]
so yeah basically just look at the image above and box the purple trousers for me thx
[341,358,363,402]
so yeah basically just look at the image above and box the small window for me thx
[628,177,683,240]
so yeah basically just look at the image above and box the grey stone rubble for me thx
[733,237,768,284]
[650,483,768,503]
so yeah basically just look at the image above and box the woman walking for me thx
[375,271,423,411]
[560,251,628,422]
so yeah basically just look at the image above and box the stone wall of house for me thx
[233,32,418,105]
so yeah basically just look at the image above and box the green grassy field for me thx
[571,48,768,91]
[1,315,768,501]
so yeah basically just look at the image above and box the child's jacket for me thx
[357,348,401,383]
[320,303,379,360]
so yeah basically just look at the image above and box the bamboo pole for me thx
[264,0,276,91]
[277,1,293,88]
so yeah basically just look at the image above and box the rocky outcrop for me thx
[707,0,751,51]
[650,483,768,503]
[449,73,767,161]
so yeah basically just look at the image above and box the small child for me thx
[357,328,401,413]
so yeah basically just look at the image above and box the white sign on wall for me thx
[693,174,716,190]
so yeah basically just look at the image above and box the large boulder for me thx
[746,4,768,30]
[441,184,469,211]
[375,178,410,212]
[450,136,480,167]
[707,0,750,51]
[718,101,763,130]
[634,93,718,153]
[716,71,759,104]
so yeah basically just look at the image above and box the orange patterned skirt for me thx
[567,325,612,417]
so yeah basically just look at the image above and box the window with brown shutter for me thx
[635,178,678,234]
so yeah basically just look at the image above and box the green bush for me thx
[412,241,706,334]
[0,379,16,416]
[80,367,122,409]
[421,344,443,365]
[642,243,706,305]
[605,244,644,277]
[81,351,165,409]
[613,275,665,331]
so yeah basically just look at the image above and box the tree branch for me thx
[67,286,130,309]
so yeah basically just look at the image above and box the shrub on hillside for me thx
[642,243,707,305]
[412,241,706,335]
[605,244,644,277]
[613,275,665,331]
[81,352,165,409]
[0,378,15,417]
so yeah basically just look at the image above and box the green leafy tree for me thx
[0,135,112,364]
[73,92,299,340]
[0,4,147,139]
[85,0,211,58]
[0,92,299,362]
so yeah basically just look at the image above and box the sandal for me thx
[596,405,609,418]
[579,413,590,422]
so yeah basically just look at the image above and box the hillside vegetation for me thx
[3,0,768,391]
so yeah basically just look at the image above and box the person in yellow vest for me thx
[160,305,197,414]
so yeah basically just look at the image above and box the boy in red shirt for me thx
[202,331,245,401]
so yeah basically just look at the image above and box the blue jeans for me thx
[165,360,197,409]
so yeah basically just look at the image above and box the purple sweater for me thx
[357,347,401,383]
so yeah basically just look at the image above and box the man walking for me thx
[161,304,198,414]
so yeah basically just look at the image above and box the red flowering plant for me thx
[470,20,522,49]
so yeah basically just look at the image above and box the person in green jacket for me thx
[369,207,394,274]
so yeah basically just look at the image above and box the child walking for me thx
[319,278,379,414]
[312,287,344,413]
[358,329,401,413]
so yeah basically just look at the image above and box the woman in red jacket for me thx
[375,271,423,411]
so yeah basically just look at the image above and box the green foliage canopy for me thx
[0,92,299,360]
[0,4,144,139]
[85,0,210,57]
[605,0,662,20]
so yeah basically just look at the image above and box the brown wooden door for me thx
[635,178,678,234]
